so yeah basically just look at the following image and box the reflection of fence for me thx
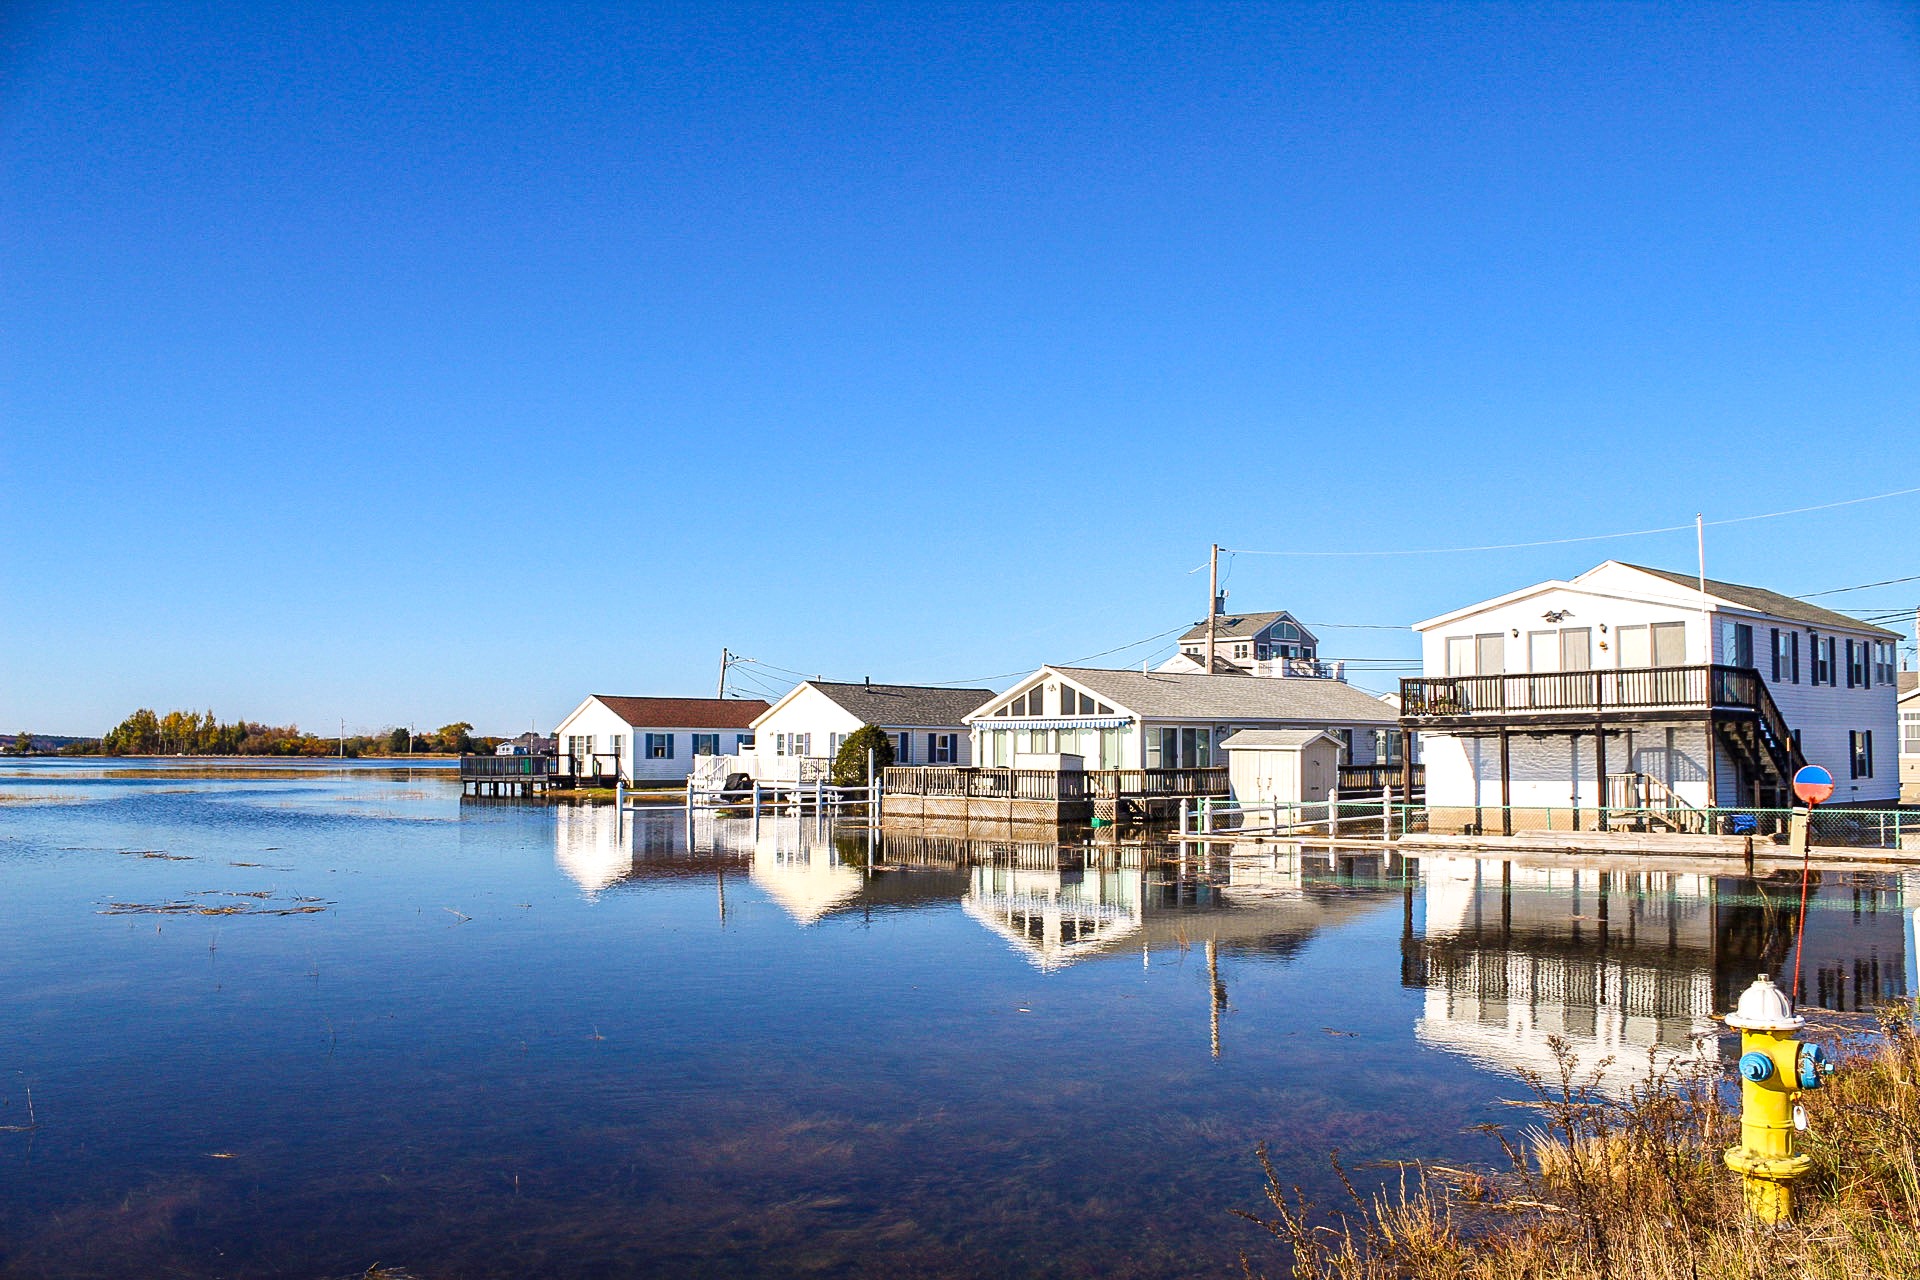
[1417,804,1913,848]
[883,766,1227,801]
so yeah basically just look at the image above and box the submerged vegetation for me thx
[1236,1011,1920,1279]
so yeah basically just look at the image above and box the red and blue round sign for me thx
[1792,764,1835,806]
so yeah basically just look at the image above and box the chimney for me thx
[864,676,871,686]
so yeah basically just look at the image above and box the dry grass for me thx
[1236,1009,1920,1279]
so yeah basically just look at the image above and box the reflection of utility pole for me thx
[1207,938,1226,1058]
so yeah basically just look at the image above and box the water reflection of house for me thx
[1404,856,1920,1093]
[950,836,1403,971]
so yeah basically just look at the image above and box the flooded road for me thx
[0,761,1911,1277]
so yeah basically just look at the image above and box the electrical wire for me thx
[1221,483,1920,558]
[1797,573,1920,599]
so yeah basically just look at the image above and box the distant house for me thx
[746,681,997,782]
[1402,561,1902,832]
[496,731,555,757]
[1901,671,1919,800]
[551,695,768,783]
[963,666,1400,771]
[1160,610,1342,679]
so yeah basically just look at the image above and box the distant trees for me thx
[11,731,31,755]
[831,724,895,787]
[87,710,498,757]
[434,723,474,754]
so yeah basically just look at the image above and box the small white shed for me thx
[1220,729,1342,805]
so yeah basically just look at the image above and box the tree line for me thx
[12,711,504,757]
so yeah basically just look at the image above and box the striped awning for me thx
[971,717,1130,730]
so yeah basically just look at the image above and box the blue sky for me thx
[4,2,1918,735]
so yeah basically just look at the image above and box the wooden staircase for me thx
[1605,771,1709,833]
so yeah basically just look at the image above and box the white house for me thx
[964,666,1400,771]
[1402,561,1902,831]
[744,681,997,782]
[551,695,768,784]
[1159,609,1344,679]
[1219,729,1344,805]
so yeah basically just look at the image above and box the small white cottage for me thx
[745,680,997,782]
[551,695,768,784]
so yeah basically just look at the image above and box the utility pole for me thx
[1205,543,1220,673]
[717,648,732,698]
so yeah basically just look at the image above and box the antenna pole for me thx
[1696,513,1706,597]
[1206,543,1220,673]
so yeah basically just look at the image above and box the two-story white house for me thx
[1402,562,1901,834]
[551,695,768,784]
[744,680,997,782]
[964,665,1400,771]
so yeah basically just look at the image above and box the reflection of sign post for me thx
[1788,766,1834,1002]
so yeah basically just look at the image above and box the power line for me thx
[1797,573,1920,599]
[927,624,1192,687]
[1222,483,1920,559]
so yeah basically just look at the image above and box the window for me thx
[1903,709,1920,756]
[1813,635,1836,686]
[828,732,846,758]
[1278,622,1299,640]
[1560,628,1592,672]
[1617,625,1650,668]
[1652,622,1686,667]
[1233,643,1249,659]
[794,733,810,757]
[1850,730,1874,779]
[1528,630,1558,673]
[1474,633,1506,677]
[931,733,956,763]
[896,732,911,763]
[1772,629,1799,684]
[1720,621,1753,670]
[735,733,754,751]
[645,733,674,759]
[1874,640,1897,685]
[1847,640,1867,688]
[610,735,624,768]
[1336,728,1354,762]
[1445,636,1472,676]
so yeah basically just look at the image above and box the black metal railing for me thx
[459,754,558,779]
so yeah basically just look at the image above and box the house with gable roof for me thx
[551,695,768,784]
[1159,610,1341,679]
[743,680,997,783]
[1401,561,1902,833]
[964,665,1400,772]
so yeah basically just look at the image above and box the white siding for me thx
[1418,571,1900,804]
[550,697,756,784]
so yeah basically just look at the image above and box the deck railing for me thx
[459,754,558,779]
[1337,763,1424,793]
[1401,664,1779,720]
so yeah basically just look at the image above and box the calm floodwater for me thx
[0,760,1912,1278]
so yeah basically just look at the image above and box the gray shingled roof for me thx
[1899,671,1918,700]
[1219,729,1340,751]
[809,681,996,727]
[1176,610,1317,645]
[1045,667,1398,725]
[1622,565,1901,637]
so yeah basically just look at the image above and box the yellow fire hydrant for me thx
[1723,973,1832,1223]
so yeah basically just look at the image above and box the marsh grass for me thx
[1236,1010,1920,1279]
